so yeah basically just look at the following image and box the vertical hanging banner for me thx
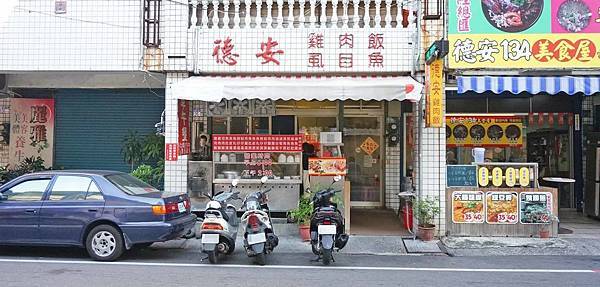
[9,99,55,168]
[165,143,179,161]
[426,59,444,128]
[178,100,191,155]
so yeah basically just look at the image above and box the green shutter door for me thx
[54,89,164,172]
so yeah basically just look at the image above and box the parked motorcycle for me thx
[309,175,349,265]
[240,176,279,265]
[199,179,241,264]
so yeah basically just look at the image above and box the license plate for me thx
[201,234,219,244]
[247,233,266,245]
[178,202,186,213]
[318,225,337,235]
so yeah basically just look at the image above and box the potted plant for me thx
[288,196,313,241]
[527,207,559,239]
[413,196,440,241]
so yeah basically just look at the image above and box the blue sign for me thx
[447,165,478,187]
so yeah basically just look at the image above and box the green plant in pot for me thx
[288,196,313,241]
[525,206,558,239]
[413,196,440,241]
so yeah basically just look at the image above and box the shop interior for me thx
[187,99,414,236]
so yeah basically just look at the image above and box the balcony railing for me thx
[188,0,416,29]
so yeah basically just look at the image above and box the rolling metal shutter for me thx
[54,89,164,172]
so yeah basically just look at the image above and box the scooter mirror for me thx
[333,175,342,182]
[260,176,268,184]
[231,179,239,187]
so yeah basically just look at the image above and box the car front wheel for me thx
[86,225,124,261]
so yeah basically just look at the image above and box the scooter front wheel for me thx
[255,252,266,266]
[207,250,218,264]
[322,248,332,266]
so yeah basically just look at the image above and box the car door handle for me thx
[88,209,99,212]
[25,209,37,214]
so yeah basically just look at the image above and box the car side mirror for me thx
[0,193,5,201]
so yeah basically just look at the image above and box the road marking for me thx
[0,258,596,274]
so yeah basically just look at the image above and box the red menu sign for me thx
[212,135,302,152]
[165,143,179,161]
[178,100,191,155]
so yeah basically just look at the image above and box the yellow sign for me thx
[519,167,530,187]
[426,59,444,128]
[478,167,489,187]
[449,34,600,69]
[447,116,523,147]
[360,137,379,156]
[491,167,503,187]
[505,168,516,188]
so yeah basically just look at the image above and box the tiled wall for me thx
[160,0,188,71]
[385,140,402,211]
[164,72,189,194]
[582,96,594,208]
[0,0,142,71]
[0,99,9,167]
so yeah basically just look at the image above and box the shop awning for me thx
[457,76,600,96]
[170,76,423,102]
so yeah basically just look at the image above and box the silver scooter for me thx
[199,179,241,264]
[240,176,279,265]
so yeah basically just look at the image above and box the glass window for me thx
[230,117,249,134]
[86,182,104,201]
[106,173,160,196]
[272,115,295,134]
[3,179,50,201]
[252,117,269,134]
[211,117,228,134]
[49,176,92,201]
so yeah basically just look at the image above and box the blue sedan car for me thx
[0,170,196,261]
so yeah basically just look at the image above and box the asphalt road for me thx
[1,246,600,287]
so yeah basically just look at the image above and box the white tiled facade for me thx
[164,72,190,193]
[0,99,9,167]
[0,0,142,72]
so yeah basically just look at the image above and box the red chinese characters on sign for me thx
[212,37,239,66]
[9,99,54,168]
[456,0,472,32]
[165,143,179,161]
[339,53,353,68]
[242,152,274,178]
[212,135,303,152]
[369,52,384,67]
[532,39,597,63]
[256,37,284,65]
[308,33,325,68]
[308,33,324,49]
[308,53,324,68]
[178,100,191,155]
[339,33,354,69]
[368,33,384,49]
[368,33,384,68]
[339,34,354,48]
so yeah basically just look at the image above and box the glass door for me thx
[343,117,383,207]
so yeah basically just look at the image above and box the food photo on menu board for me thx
[520,192,553,224]
[486,192,519,224]
[308,158,347,176]
[446,116,523,147]
[452,191,485,223]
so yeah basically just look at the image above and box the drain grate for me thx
[402,238,444,253]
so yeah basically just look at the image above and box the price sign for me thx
[491,167,503,187]
[478,167,489,187]
[452,191,485,224]
[505,167,516,187]
[519,167,530,187]
[486,192,518,224]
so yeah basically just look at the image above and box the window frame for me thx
[46,175,105,202]
[1,177,52,202]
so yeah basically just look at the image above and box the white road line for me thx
[0,258,596,274]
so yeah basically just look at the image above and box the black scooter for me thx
[308,175,349,265]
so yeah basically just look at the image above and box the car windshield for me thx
[106,174,160,195]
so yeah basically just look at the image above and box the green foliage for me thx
[121,130,144,171]
[131,164,154,185]
[0,156,52,185]
[142,133,165,163]
[413,196,440,227]
[123,130,165,190]
[288,196,313,225]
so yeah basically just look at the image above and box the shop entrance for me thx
[344,116,383,207]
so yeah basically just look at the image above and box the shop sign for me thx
[178,100,191,155]
[520,192,553,224]
[446,116,523,147]
[478,166,533,188]
[9,99,54,168]
[359,137,379,156]
[308,158,347,176]
[212,134,303,152]
[165,143,178,161]
[452,191,485,224]
[426,59,444,128]
[197,29,413,73]
[206,99,276,117]
[486,192,519,224]
[449,0,600,69]
[242,152,274,178]
[447,165,478,187]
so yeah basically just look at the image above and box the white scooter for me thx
[240,176,279,265]
[199,179,241,264]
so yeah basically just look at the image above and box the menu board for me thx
[212,135,303,152]
[446,116,523,147]
[486,192,519,224]
[520,192,553,224]
[447,165,478,187]
[478,166,534,188]
[242,152,274,178]
[452,191,485,224]
[308,158,347,176]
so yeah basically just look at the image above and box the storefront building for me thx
[445,0,600,236]
[158,0,450,233]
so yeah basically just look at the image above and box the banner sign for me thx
[446,116,523,147]
[178,100,191,155]
[452,191,485,223]
[449,0,600,69]
[9,99,54,168]
[308,158,347,176]
[447,165,478,187]
[212,134,303,152]
[426,59,444,128]
[486,191,519,224]
[165,143,179,161]
[520,191,553,224]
